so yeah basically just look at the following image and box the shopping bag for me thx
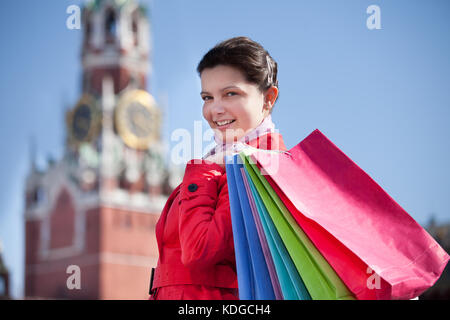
[241,166,312,300]
[239,167,284,299]
[250,129,450,299]
[226,156,276,300]
[225,156,254,299]
[264,170,384,299]
[238,152,355,300]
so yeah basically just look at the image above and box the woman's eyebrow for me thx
[221,85,241,91]
[200,85,242,95]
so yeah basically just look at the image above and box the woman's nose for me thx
[211,101,226,115]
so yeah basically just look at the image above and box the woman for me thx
[149,36,287,300]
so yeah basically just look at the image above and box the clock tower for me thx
[24,0,182,299]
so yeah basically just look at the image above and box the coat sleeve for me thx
[178,159,235,269]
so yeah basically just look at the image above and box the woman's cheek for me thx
[202,104,209,121]
[226,101,243,119]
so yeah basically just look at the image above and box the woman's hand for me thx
[205,143,247,171]
[205,150,227,171]
[206,144,242,170]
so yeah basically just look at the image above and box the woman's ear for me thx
[264,86,279,109]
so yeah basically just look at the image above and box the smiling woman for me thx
[200,65,273,145]
[149,36,287,300]
[198,37,279,146]
[198,37,283,169]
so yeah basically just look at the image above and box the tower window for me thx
[105,9,116,43]
[132,12,139,46]
[33,186,46,206]
[83,9,92,47]
[0,277,5,296]
[85,21,92,45]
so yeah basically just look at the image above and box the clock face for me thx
[126,101,155,138]
[67,94,101,146]
[115,90,161,150]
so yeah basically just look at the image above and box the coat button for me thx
[188,183,198,192]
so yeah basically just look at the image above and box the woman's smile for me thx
[214,119,236,130]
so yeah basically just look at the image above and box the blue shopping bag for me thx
[241,168,311,300]
[226,155,276,300]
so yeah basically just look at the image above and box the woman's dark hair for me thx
[197,36,279,108]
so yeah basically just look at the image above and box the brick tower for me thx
[24,0,182,299]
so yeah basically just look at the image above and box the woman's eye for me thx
[202,96,212,101]
[226,92,237,97]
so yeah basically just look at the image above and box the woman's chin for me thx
[219,128,248,142]
[214,134,239,144]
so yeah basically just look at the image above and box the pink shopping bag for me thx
[251,129,449,299]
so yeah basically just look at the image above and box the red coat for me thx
[149,132,287,300]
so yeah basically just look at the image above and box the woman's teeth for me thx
[215,120,235,126]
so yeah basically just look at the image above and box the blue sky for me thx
[0,0,449,298]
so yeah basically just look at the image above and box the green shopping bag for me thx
[239,150,355,300]
[242,168,311,300]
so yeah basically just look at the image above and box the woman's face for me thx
[200,65,272,143]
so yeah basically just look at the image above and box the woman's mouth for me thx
[214,119,236,129]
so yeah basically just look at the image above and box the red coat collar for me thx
[246,132,287,151]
